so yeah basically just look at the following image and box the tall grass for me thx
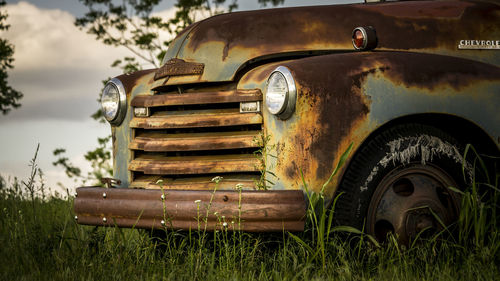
[0,145,498,280]
[289,143,379,270]
[450,144,499,256]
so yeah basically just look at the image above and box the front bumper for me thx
[74,187,306,232]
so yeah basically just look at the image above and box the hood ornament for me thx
[154,58,205,80]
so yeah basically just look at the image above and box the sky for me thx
[0,0,358,196]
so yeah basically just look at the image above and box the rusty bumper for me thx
[74,187,306,232]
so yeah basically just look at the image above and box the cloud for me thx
[0,118,110,197]
[0,2,134,121]
[0,1,128,121]
[0,2,182,122]
[3,1,129,71]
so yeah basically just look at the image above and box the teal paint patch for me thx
[178,40,244,82]
[113,98,133,188]
[113,127,130,188]
[364,75,500,139]
[113,74,155,188]
[161,23,199,65]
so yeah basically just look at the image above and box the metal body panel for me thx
[129,154,261,175]
[112,70,157,188]
[74,187,306,231]
[129,131,261,152]
[131,89,262,107]
[129,175,260,190]
[111,51,499,198]
[237,51,499,197]
[157,0,499,85]
[129,111,262,129]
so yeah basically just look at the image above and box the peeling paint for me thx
[163,0,500,83]
[361,134,474,192]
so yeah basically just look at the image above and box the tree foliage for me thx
[0,0,22,115]
[76,0,166,69]
[53,136,112,186]
[75,0,283,70]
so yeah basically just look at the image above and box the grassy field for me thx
[0,149,498,280]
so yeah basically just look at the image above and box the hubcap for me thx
[367,164,460,245]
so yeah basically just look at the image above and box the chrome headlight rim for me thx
[265,66,296,120]
[102,78,127,126]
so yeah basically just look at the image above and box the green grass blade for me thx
[321,142,353,193]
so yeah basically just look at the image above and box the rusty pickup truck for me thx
[74,0,500,244]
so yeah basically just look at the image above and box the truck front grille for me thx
[128,86,263,190]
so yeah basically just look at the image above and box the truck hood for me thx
[157,0,497,84]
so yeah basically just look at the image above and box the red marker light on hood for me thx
[353,29,365,49]
[352,26,378,51]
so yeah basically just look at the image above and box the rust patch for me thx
[74,187,306,232]
[185,6,353,54]
[223,42,230,61]
[237,62,281,87]
[364,52,500,91]
[116,69,156,94]
[130,111,262,129]
[130,174,259,190]
[359,1,498,51]
[166,0,499,83]
[154,58,204,80]
[111,127,117,164]
[131,89,262,107]
[284,56,370,182]
[183,1,498,51]
[175,22,199,40]
[129,154,261,175]
[129,131,260,152]
[272,50,500,191]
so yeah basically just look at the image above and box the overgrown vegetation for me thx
[1,145,498,280]
[52,136,113,186]
[253,133,277,190]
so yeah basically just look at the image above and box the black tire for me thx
[335,124,470,244]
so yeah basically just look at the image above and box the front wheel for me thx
[335,124,469,244]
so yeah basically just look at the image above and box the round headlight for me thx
[101,78,126,125]
[265,66,296,120]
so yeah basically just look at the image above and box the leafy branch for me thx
[0,0,23,115]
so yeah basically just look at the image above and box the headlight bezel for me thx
[101,78,127,126]
[265,66,297,120]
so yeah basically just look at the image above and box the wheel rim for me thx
[367,163,460,245]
